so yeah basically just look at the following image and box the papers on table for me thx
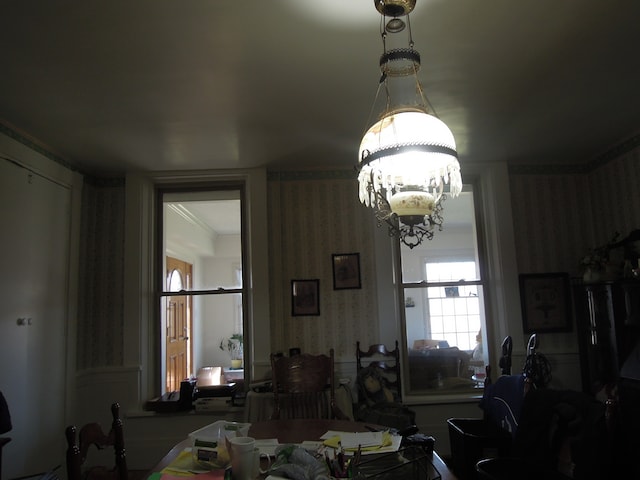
[156,430,401,479]
[340,431,382,449]
[160,448,210,475]
[320,430,401,455]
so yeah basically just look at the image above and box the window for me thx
[424,261,481,350]
[124,169,269,405]
[402,186,488,394]
[158,186,245,394]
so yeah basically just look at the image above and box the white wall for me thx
[0,134,82,478]
[200,253,242,369]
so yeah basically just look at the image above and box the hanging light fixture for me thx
[357,0,462,249]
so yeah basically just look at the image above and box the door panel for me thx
[166,257,192,392]
[0,159,69,477]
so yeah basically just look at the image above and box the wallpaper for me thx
[588,148,640,244]
[77,179,126,369]
[73,142,640,369]
[267,173,378,360]
[510,173,594,276]
[508,145,640,354]
[510,146,640,277]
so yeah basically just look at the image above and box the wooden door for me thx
[166,257,192,392]
[0,159,69,477]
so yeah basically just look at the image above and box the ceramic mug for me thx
[226,436,271,480]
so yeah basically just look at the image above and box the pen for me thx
[337,441,345,473]
[324,449,332,473]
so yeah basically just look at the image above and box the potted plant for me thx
[220,333,244,368]
[580,232,620,282]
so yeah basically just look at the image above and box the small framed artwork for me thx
[519,272,572,333]
[332,253,361,290]
[445,286,459,297]
[291,279,320,316]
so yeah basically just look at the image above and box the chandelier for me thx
[357,0,462,249]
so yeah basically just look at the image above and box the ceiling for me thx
[1,0,639,177]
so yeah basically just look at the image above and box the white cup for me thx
[227,436,271,480]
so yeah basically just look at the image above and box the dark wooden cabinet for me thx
[572,280,640,394]
[573,280,640,477]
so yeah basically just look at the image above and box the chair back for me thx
[356,341,401,401]
[66,403,128,480]
[0,390,11,479]
[498,336,513,375]
[270,349,346,420]
[355,341,417,430]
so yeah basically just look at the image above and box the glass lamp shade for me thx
[389,191,436,217]
[358,109,462,216]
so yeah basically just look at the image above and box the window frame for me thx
[123,169,270,406]
[393,172,514,402]
[156,184,247,394]
[412,259,484,351]
[399,183,489,395]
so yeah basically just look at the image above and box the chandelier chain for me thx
[357,0,461,248]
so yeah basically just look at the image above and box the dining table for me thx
[150,418,458,479]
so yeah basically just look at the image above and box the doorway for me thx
[165,256,192,392]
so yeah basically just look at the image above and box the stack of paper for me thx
[321,430,401,454]
[335,431,383,449]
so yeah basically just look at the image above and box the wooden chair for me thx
[0,390,12,480]
[270,349,348,420]
[66,403,128,480]
[476,387,614,480]
[355,341,416,430]
[356,341,402,401]
[499,335,513,375]
[0,437,10,480]
[522,333,552,388]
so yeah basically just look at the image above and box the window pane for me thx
[426,261,476,282]
[160,187,244,394]
[163,190,242,292]
[402,189,488,394]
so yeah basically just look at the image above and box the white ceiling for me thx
[183,200,241,236]
[1,0,639,177]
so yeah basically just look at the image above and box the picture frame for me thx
[332,253,361,290]
[291,279,320,316]
[519,272,572,333]
[445,286,459,298]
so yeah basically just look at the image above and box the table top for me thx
[151,418,457,479]
[248,419,372,443]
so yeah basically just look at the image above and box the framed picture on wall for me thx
[519,272,572,333]
[291,279,320,316]
[332,253,361,290]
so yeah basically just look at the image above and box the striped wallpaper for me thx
[71,139,640,368]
